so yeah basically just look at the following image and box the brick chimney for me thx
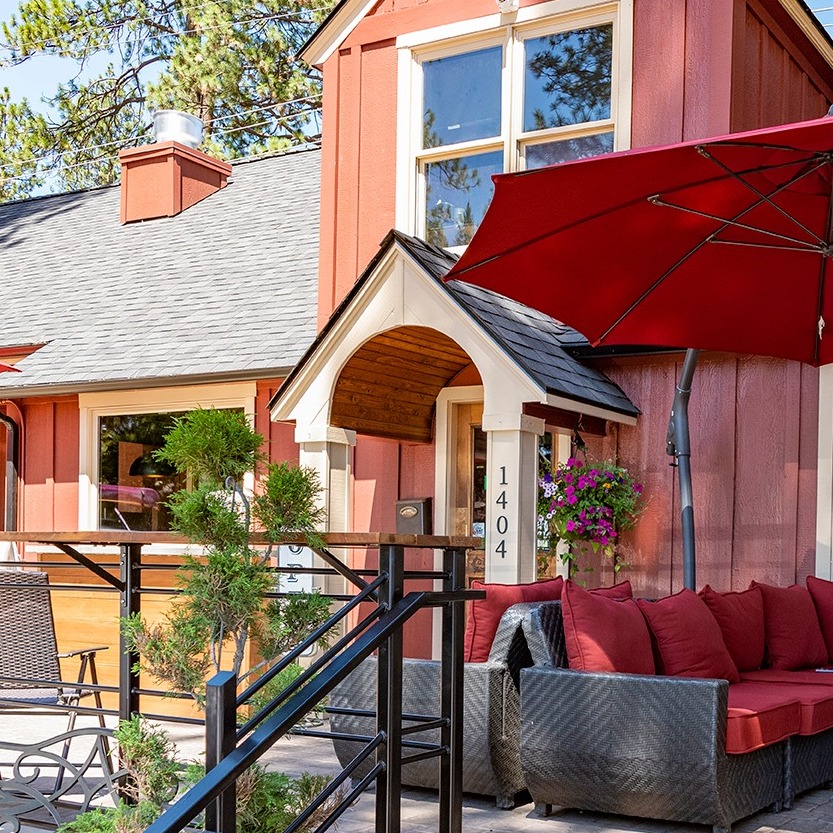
[118,110,232,224]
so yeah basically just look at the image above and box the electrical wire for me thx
[0,96,321,173]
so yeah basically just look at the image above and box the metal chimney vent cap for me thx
[152,110,204,149]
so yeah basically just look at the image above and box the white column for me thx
[482,414,545,584]
[297,425,356,533]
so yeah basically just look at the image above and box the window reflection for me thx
[423,46,502,148]
[98,412,187,531]
[525,131,614,169]
[424,150,503,247]
[523,26,613,131]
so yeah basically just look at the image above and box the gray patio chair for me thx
[0,568,110,787]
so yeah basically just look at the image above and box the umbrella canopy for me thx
[445,116,833,589]
[0,362,20,373]
[447,116,833,366]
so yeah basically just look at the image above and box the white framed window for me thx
[78,382,257,532]
[396,0,632,249]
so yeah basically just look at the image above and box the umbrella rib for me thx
[708,239,822,253]
[598,181,814,343]
[697,145,829,245]
[648,197,821,251]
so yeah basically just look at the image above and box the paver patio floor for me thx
[2,711,832,833]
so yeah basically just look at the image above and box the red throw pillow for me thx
[590,580,633,599]
[751,581,828,670]
[561,580,654,674]
[808,576,833,662]
[463,576,563,662]
[638,589,740,682]
[699,584,766,671]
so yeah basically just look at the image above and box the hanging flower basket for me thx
[538,456,645,574]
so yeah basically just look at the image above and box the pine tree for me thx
[0,0,330,201]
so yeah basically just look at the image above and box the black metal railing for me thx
[151,542,479,833]
[0,532,482,833]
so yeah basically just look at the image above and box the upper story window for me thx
[398,1,631,249]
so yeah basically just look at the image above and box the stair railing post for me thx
[439,546,466,833]
[118,543,142,723]
[205,671,237,833]
[375,544,404,833]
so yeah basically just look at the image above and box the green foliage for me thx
[179,546,272,644]
[0,0,331,200]
[186,763,343,833]
[166,483,250,549]
[254,461,326,547]
[58,717,179,833]
[58,801,161,833]
[123,407,333,703]
[255,592,333,659]
[155,408,264,485]
[122,610,212,702]
[113,716,180,806]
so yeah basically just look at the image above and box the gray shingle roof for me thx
[0,147,320,395]
[395,232,639,417]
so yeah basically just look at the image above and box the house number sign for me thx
[495,465,509,558]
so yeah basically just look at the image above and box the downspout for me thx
[0,409,19,532]
[666,348,699,590]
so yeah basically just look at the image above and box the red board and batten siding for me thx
[20,396,80,532]
[733,0,832,131]
[592,355,819,599]
[255,380,299,465]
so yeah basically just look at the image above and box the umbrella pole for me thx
[666,348,700,590]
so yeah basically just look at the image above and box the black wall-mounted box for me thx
[395,498,432,535]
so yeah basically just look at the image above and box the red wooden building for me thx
[3,0,833,660]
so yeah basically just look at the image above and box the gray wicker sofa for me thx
[518,599,833,833]
[328,602,541,808]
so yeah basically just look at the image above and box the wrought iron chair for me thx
[0,568,110,788]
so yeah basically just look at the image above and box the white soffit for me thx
[780,0,833,69]
[301,0,380,67]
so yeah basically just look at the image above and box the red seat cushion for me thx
[561,580,653,674]
[807,575,833,662]
[726,683,801,753]
[464,577,563,662]
[788,685,833,735]
[751,582,828,670]
[699,584,765,671]
[740,668,833,686]
[638,589,740,682]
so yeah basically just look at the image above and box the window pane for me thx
[523,25,612,132]
[424,150,503,247]
[423,46,502,148]
[525,131,614,169]
[98,412,187,531]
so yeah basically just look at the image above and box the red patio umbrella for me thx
[445,115,833,588]
[0,362,20,373]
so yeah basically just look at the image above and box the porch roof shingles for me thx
[395,232,638,418]
[0,147,320,394]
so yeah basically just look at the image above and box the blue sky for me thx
[0,0,110,114]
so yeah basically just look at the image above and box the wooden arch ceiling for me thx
[331,326,479,443]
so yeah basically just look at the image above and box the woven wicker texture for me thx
[0,570,62,704]
[520,665,784,830]
[329,602,536,806]
[789,731,833,799]
[521,601,568,668]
